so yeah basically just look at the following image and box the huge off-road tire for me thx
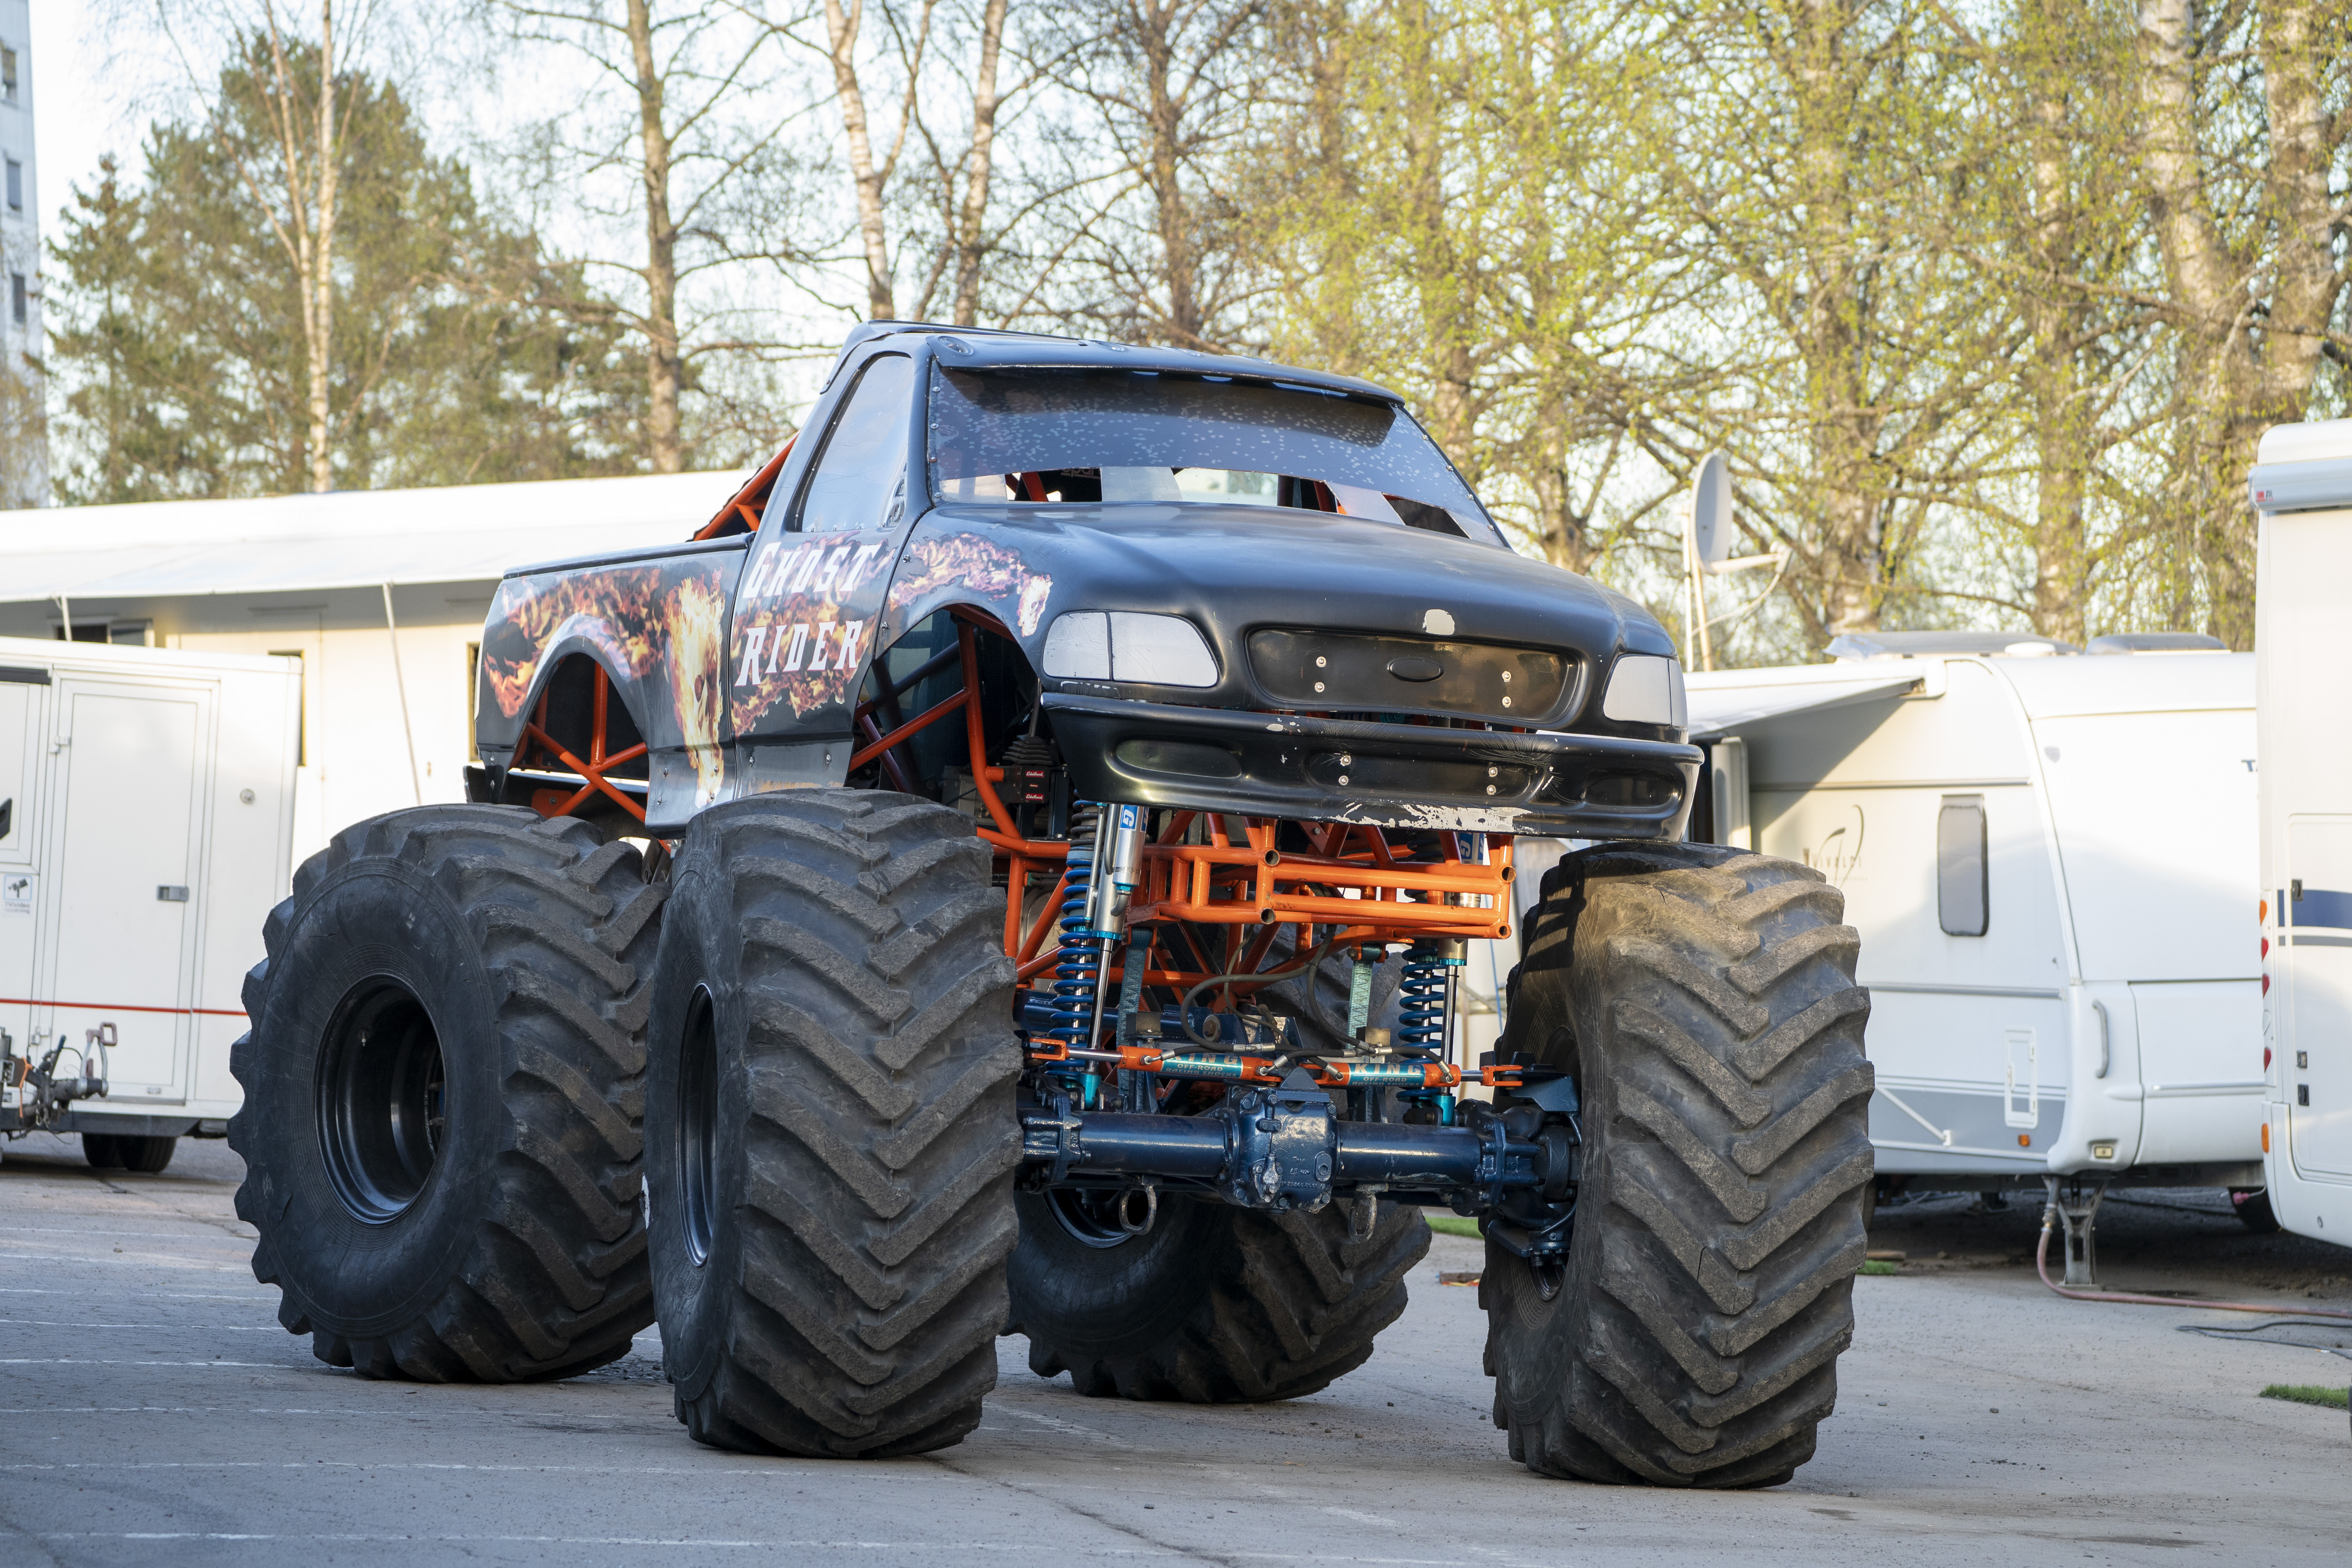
[1011,1189,1429,1401]
[647,791,1022,1458]
[230,806,663,1379]
[1485,844,1873,1487]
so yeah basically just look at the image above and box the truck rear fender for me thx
[476,552,746,813]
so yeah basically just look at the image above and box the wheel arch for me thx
[488,640,660,831]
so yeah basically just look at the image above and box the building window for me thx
[4,158,17,211]
[9,274,24,327]
[2,47,17,105]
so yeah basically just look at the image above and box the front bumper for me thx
[1044,694,1699,838]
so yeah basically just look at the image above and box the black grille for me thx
[1246,628,1575,724]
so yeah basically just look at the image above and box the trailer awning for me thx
[1682,672,1921,740]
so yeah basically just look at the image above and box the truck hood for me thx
[894,501,1671,729]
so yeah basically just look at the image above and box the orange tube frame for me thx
[518,660,649,824]
[853,614,1517,1018]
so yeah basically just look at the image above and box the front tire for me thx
[646,791,1022,1458]
[1486,844,1873,1488]
[230,806,663,1380]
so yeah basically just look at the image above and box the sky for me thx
[29,2,172,236]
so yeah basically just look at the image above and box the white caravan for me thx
[2251,420,2352,1247]
[0,637,300,1169]
[1681,637,2264,1203]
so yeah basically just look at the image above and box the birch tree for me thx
[774,0,1045,327]
[489,0,804,471]
[136,1,371,491]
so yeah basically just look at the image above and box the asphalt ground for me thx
[0,1133,2347,1567]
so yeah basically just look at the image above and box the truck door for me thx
[2282,817,2352,1178]
[727,351,920,776]
[40,681,209,1105]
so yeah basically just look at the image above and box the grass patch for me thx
[1425,1215,1481,1239]
[1858,1259,1902,1276]
[2261,1384,2350,1410]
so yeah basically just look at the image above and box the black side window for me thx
[1938,795,1987,936]
[792,354,915,534]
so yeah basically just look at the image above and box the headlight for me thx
[1601,653,1686,727]
[1042,612,1220,688]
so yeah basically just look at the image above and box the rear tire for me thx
[646,791,1021,1458]
[1010,1190,1428,1401]
[81,1133,122,1170]
[1485,844,1873,1488]
[118,1136,175,1174]
[230,806,663,1380]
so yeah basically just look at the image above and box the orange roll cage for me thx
[852,611,1515,1035]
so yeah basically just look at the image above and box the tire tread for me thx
[1489,842,1872,1488]
[229,805,661,1382]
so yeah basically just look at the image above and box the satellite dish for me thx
[1688,450,1733,568]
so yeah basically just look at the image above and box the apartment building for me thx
[0,0,43,508]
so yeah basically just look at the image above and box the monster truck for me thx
[229,323,1873,1486]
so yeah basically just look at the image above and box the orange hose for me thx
[2034,1214,2352,1319]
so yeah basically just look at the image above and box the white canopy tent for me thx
[0,472,749,611]
[0,471,751,863]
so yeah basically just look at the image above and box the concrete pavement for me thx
[0,1133,2347,1566]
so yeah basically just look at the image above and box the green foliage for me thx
[2259,1383,2350,1410]
[48,40,647,502]
[1238,0,2352,657]
[0,358,41,508]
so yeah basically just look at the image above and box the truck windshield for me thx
[926,365,1499,541]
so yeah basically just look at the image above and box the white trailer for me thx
[1679,637,2265,1259]
[2251,420,2352,1247]
[0,636,299,1169]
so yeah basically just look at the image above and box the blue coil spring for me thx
[1046,804,1102,1051]
[1397,946,1448,1053]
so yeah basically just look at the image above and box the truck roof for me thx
[828,321,1408,406]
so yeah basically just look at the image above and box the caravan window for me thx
[1938,796,1987,936]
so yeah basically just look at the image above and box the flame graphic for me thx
[481,569,671,720]
[668,575,730,805]
[480,559,733,801]
[889,532,1052,636]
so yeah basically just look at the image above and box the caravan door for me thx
[39,679,210,1104]
[2281,818,2352,1179]
[0,668,45,1059]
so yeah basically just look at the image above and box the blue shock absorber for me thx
[1047,804,1103,1056]
[1398,937,1468,1123]
[1397,942,1449,1053]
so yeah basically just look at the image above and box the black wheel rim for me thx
[679,986,720,1268]
[1044,1188,1140,1250]
[315,978,445,1223]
